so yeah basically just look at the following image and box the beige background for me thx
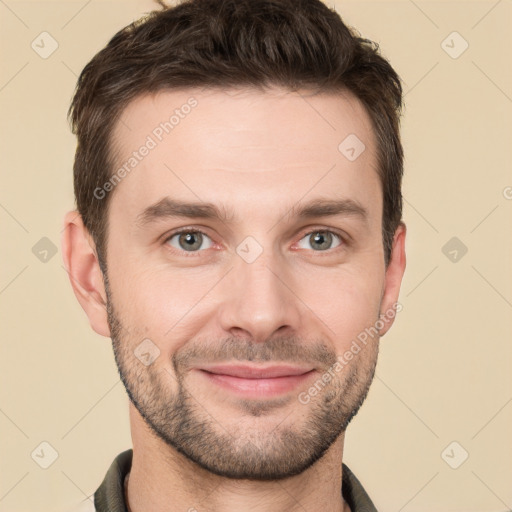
[1,0,511,511]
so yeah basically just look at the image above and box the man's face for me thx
[102,87,398,480]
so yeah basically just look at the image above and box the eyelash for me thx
[162,226,349,258]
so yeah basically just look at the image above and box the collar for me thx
[93,449,378,512]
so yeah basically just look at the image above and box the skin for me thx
[62,86,406,512]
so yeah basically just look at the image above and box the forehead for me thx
[108,86,381,226]
[112,86,376,164]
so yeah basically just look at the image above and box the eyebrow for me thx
[135,196,369,228]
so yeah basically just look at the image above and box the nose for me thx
[217,250,303,343]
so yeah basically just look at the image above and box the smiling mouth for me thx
[196,364,316,398]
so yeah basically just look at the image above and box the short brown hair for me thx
[68,0,404,271]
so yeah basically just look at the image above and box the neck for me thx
[126,405,351,512]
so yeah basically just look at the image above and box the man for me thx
[62,0,406,510]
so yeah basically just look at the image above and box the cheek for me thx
[314,269,382,349]
[109,261,212,341]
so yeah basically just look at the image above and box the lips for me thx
[198,364,314,379]
[195,364,317,399]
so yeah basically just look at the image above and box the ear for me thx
[378,222,406,337]
[61,211,111,338]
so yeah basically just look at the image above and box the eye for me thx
[164,229,214,254]
[163,227,346,257]
[296,230,344,252]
